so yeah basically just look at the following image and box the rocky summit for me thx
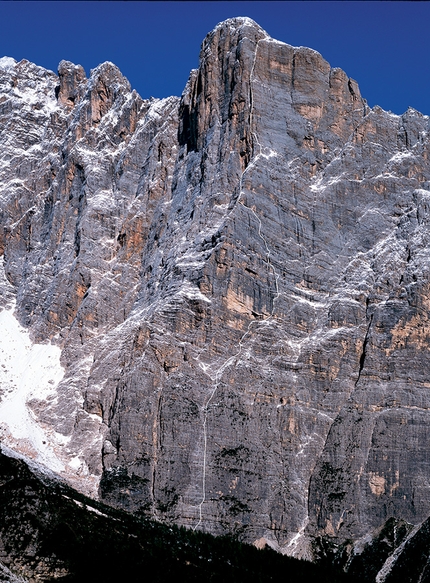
[1,15,430,580]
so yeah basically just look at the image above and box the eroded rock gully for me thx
[1,16,430,574]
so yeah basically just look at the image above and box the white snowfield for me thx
[0,294,105,496]
[0,301,67,471]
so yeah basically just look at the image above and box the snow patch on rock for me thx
[0,56,16,71]
[0,301,66,472]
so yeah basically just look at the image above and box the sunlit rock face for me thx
[0,17,430,561]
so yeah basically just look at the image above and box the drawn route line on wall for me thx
[192,35,281,531]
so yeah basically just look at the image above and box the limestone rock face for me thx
[0,17,430,563]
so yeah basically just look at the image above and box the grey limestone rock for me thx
[0,562,25,583]
[0,16,430,569]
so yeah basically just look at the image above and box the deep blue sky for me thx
[1,1,429,116]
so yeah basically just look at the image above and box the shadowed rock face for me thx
[0,16,430,560]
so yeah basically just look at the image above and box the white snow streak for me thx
[286,517,309,551]
[375,522,421,583]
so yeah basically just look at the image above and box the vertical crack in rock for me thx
[151,389,163,519]
[355,310,374,387]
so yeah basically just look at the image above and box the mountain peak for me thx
[211,16,269,35]
[0,56,16,71]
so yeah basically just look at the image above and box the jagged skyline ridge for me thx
[0,1,429,115]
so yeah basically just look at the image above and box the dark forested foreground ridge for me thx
[1,448,430,582]
[0,450,353,583]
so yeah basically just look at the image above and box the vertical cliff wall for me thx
[0,17,430,560]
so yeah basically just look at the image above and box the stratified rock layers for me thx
[0,18,429,556]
